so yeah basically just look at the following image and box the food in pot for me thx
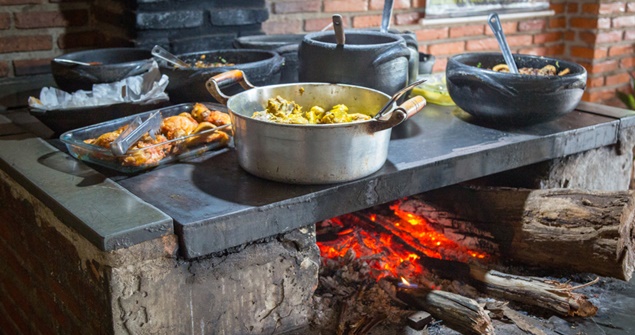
[491,63,570,76]
[252,96,372,124]
[83,103,231,166]
[189,55,235,68]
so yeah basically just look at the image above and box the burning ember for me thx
[317,200,489,283]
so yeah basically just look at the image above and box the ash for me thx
[296,252,635,335]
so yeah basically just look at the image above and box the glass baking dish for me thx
[59,102,232,173]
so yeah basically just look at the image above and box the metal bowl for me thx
[51,48,153,92]
[445,52,587,126]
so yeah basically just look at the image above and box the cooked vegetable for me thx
[252,96,371,124]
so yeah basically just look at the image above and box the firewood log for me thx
[396,286,495,335]
[404,186,635,281]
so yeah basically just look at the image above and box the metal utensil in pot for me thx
[151,45,190,68]
[205,69,427,184]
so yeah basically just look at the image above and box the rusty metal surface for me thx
[115,103,624,258]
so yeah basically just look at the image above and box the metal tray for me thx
[59,102,232,173]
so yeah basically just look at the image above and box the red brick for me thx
[518,46,548,56]
[628,2,635,13]
[567,2,579,13]
[465,38,498,52]
[449,25,484,38]
[597,30,624,44]
[0,35,52,52]
[0,61,8,77]
[506,34,533,47]
[599,2,626,15]
[588,60,619,74]
[303,17,336,32]
[564,30,576,41]
[570,45,607,59]
[582,3,600,14]
[625,29,635,40]
[583,88,618,103]
[545,44,565,56]
[370,0,410,10]
[14,58,51,76]
[428,41,465,56]
[57,30,100,49]
[613,15,635,28]
[394,11,420,26]
[484,21,516,35]
[606,72,631,86]
[352,14,381,28]
[609,44,635,57]
[431,57,447,73]
[533,31,563,44]
[599,17,612,29]
[15,9,88,29]
[550,3,566,14]
[273,1,321,14]
[518,19,546,32]
[549,17,567,29]
[414,27,448,40]
[412,0,425,8]
[570,17,599,29]
[580,30,624,44]
[620,56,635,68]
[0,12,10,29]
[587,76,605,88]
[324,0,368,13]
[262,19,303,34]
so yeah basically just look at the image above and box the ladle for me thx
[380,0,394,33]
[487,13,518,74]
[374,78,427,120]
[332,14,345,46]
[151,45,190,68]
[54,59,101,66]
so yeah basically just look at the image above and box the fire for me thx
[317,200,489,282]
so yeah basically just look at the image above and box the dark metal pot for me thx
[205,70,426,184]
[446,52,587,126]
[51,48,153,92]
[233,34,305,83]
[298,30,411,96]
[158,49,284,103]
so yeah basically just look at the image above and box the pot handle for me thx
[372,43,412,67]
[447,69,518,96]
[205,69,255,104]
[368,95,426,132]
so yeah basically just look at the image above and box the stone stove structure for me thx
[1,100,635,334]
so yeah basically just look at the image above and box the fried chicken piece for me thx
[120,133,170,167]
[190,103,231,126]
[84,125,128,148]
[160,112,199,140]
[185,121,231,147]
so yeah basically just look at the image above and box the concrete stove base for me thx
[0,169,319,334]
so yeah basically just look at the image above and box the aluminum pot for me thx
[206,70,426,184]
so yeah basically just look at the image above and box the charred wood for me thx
[396,286,494,335]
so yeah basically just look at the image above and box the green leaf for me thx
[617,91,635,110]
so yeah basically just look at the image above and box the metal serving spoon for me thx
[373,78,427,120]
[380,0,394,33]
[54,59,101,66]
[151,45,190,68]
[487,13,518,74]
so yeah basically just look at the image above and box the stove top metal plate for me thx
[116,104,625,258]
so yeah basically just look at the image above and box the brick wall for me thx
[0,169,113,334]
[1,0,634,108]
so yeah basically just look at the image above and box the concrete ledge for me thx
[0,133,173,251]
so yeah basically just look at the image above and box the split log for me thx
[352,213,598,317]
[395,286,494,335]
[404,186,635,281]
